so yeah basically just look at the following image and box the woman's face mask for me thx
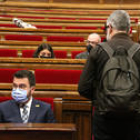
[39,49,51,58]
[40,56,51,59]
[11,88,29,103]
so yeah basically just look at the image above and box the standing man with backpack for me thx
[78,10,140,140]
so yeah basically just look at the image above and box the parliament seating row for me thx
[0,40,86,58]
[0,68,82,91]
[0,14,138,29]
[0,23,106,30]
[0,49,83,58]
[1,34,87,42]
[2,7,140,16]
[1,7,140,19]
[0,68,82,84]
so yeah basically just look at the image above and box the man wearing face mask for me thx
[0,70,56,123]
[75,33,101,59]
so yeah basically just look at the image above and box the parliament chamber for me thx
[0,0,140,140]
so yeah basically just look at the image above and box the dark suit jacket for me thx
[75,51,89,59]
[0,98,56,123]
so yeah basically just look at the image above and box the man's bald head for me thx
[88,33,101,43]
[86,33,101,48]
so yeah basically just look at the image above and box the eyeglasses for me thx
[84,40,99,45]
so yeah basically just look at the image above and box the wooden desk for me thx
[0,123,76,140]
[0,58,85,70]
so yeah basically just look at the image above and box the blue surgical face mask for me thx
[12,88,28,103]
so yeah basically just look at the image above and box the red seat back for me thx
[47,36,84,42]
[54,50,67,58]
[0,69,23,83]
[0,24,17,28]
[36,25,63,29]
[35,69,82,84]
[66,26,98,30]
[22,50,35,58]
[0,49,18,57]
[5,34,42,41]
[17,15,45,19]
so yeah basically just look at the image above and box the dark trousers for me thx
[92,111,140,140]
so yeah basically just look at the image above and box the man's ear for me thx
[31,86,35,94]
[108,24,114,38]
[108,24,113,33]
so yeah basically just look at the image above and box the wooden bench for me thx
[0,27,138,42]
[1,8,140,19]
[0,28,105,39]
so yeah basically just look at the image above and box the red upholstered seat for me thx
[71,51,84,59]
[35,69,82,84]
[47,36,84,42]
[22,50,35,58]
[35,25,63,29]
[17,15,45,19]
[5,34,42,41]
[0,49,18,57]
[54,50,67,58]
[0,97,54,110]
[0,24,17,28]
[0,15,14,18]
[48,17,76,20]
[79,18,107,20]
[0,69,23,83]
[66,26,98,30]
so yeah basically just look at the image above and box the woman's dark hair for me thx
[33,43,55,58]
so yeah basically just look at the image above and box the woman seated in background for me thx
[33,43,55,58]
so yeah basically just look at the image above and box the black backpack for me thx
[96,42,140,113]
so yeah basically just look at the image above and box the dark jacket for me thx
[0,98,56,123]
[75,51,89,59]
[78,33,140,101]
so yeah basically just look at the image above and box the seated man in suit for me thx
[75,33,101,59]
[0,70,56,123]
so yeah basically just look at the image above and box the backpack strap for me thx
[128,43,140,58]
[98,42,114,58]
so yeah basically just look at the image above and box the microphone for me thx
[13,18,37,29]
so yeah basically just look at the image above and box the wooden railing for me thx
[0,58,85,70]
[1,1,140,9]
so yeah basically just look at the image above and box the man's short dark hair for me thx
[13,70,36,87]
